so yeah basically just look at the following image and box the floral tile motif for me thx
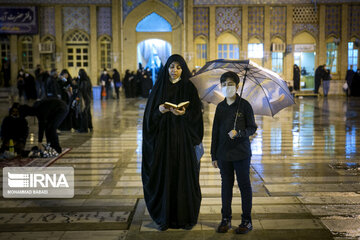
[63,7,90,34]
[97,7,112,37]
[270,6,286,40]
[248,6,264,41]
[194,7,209,39]
[123,0,183,22]
[1,0,110,3]
[348,5,360,39]
[194,0,355,5]
[325,5,341,38]
[39,7,55,37]
[215,7,241,38]
[159,0,183,21]
[292,23,318,39]
[122,0,146,21]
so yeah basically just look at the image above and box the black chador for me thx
[142,54,204,230]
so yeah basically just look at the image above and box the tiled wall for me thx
[270,7,286,40]
[325,5,341,38]
[194,7,209,39]
[39,7,55,37]
[248,6,264,40]
[215,7,241,38]
[63,7,90,34]
[97,7,112,37]
[348,5,360,38]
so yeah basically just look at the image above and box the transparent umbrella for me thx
[190,59,295,116]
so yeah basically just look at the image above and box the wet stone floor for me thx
[0,96,359,240]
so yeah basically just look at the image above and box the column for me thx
[90,5,98,86]
[318,5,326,66]
[340,4,348,80]
[33,34,40,67]
[112,0,120,73]
[285,5,293,82]
[242,6,248,59]
[10,35,18,86]
[119,0,123,74]
[264,6,271,69]
[54,6,63,72]
[209,6,216,60]
[186,0,194,70]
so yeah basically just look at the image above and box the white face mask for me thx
[221,86,237,98]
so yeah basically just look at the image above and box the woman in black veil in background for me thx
[142,54,204,230]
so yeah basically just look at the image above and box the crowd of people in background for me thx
[345,65,360,97]
[14,66,93,133]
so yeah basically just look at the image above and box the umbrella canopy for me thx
[190,59,295,116]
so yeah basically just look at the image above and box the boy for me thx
[211,71,257,234]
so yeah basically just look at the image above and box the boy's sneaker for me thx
[216,218,231,233]
[234,220,252,234]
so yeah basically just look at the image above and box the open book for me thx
[164,101,190,110]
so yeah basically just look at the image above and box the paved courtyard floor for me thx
[0,95,359,240]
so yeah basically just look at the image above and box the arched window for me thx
[217,33,239,60]
[271,37,285,74]
[40,35,56,71]
[0,36,10,63]
[248,37,263,66]
[99,35,112,70]
[326,37,338,74]
[348,37,358,71]
[194,36,207,69]
[19,36,33,71]
[65,30,90,76]
[136,12,172,32]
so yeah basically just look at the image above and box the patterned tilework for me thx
[293,23,318,39]
[123,0,183,22]
[2,0,110,3]
[325,5,341,38]
[194,0,355,4]
[97,7,112,37]
[63,7,90,34]
[39,7,55,37]
[270,7,286,40]
[248,6,264,41]
[215,7,241,38]
[293,6,318,24]
[122,0,146,21]
[194,7,209,39]
[159,0,184,21]
[348,5,360,38]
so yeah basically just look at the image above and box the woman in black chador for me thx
[142,54,204,231]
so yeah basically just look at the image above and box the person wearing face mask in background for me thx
[211,71,257,234]
[0,103,29,156]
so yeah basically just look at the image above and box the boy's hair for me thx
[220,71,240,85]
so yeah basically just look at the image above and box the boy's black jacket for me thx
[211,94,257,162]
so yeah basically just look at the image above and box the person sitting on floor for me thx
[0,103,29,156]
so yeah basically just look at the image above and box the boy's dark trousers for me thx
[218,157,252,222]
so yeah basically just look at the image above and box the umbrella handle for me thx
[233,67,248,130]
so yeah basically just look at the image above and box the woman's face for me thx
[168,61,182,81]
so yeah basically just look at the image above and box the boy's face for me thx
[221,78,239,98]
[221,78,238,89]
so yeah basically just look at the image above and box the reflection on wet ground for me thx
[0,96,359,240]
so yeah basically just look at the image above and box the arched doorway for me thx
[64,30,90,77]
[293,32,316,91]
[123,1,182,73]
[137,39,171,83]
